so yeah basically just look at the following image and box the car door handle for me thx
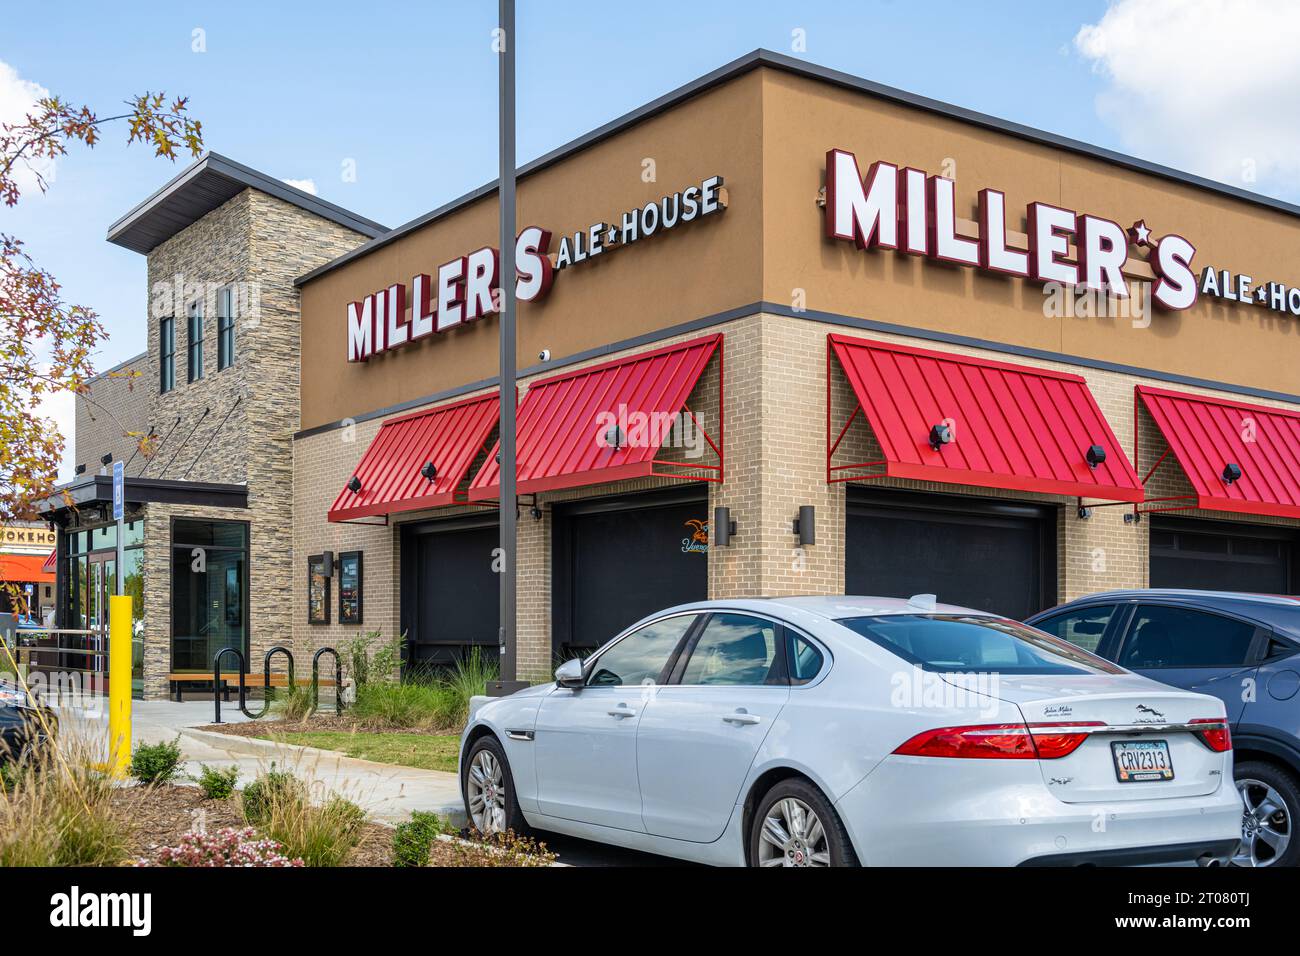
[607,705,637,718]
[722,711,762,725]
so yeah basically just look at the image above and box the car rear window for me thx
[836,614,1125,675]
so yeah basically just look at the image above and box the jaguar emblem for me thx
[1135,704,1165,720]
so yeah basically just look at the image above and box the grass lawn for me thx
[261,731,462,773]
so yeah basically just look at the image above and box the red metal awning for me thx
[1136,385,1300,519]
[0,553,56,584]
[829,334,1143,502]
[328,392,500,522]
[41,550,57,575]
[469,334,722,500]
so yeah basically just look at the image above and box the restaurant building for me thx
[291,50,1300,681]
[45,155,385,698]
[50,51,1300,698]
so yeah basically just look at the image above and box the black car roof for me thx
[1029,590,1300,640]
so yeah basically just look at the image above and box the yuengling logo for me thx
[49,886,151,937]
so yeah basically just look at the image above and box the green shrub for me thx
[129,737,183,785]
[392,811,454,867]
[0,737,127,866]
[345,631,402,690]
[248,773,366,868]
[439,648,499,727]
[352,681,459,729]
[195,764,239,800]
[270,683,314,722]
[241,767,306,825]
[343,633,371,689]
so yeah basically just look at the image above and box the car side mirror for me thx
[554,657,585,688]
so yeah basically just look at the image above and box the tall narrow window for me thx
[159,317,175,393]
[171,520,248,671]
[217,286,235,371]
[187,299,204,383]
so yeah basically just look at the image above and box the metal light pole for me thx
[492,0,523,695]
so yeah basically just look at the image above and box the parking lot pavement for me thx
[539,831,698,866]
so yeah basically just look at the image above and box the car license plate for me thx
[1111,739,1174,783]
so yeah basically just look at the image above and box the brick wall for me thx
[119,188,374,698]
[74,351,151,472]
[293,309,1300,685]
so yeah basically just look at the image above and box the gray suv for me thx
[1028,589,1300,867]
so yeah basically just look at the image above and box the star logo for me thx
[606,227,619,245]
[1128,220,1152,247]
[1256,285,1269,303]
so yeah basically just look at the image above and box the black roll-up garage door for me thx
[846,489,1057,620]
[1150,517,1296,593]
[553,489,708,658]
[400,518,500,667]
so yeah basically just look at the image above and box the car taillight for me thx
[1027,721,1106,759]
[894,723,1035,759]
[894,721,1104,759]
[1190,717,1232,753]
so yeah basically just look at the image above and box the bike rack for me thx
[212,645,338,722]
[312,646,343,715]
[212,647,251,724]
[242,646,296,719]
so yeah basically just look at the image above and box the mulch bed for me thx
[112,784,394,866]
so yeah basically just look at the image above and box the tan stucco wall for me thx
[758,69,1300,398]
[298,70,766,431]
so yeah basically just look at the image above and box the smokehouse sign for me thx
[346,175,726,362]
[821,148,1300,318]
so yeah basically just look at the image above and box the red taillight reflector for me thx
[894,721,1106,760]
[1190,717,1232,753]
[893,723,1036,759]
[1027,721,1106,759]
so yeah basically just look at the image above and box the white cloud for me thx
[0,59,56,197]
[282,177,318,195]
[1075,0,1300,197]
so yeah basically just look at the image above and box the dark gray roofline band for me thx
[292,300,1300,441]
[108,152,387,253]
[295,48,1300,287]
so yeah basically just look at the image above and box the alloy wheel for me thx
[467,748,507,835]
[1234,777,1291,867]
[757,797,830,866]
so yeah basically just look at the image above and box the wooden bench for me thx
[167,672,338,702]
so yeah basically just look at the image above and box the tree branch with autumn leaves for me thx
[0,92,202,526]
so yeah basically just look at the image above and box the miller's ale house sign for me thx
[821,149,1300,317]
[346,175,726,362]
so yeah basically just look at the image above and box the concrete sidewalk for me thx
[58,700,465,826]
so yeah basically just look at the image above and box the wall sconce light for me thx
[321,550,335,577]
[1222,463,1242,485]
[928,423,954,451]
[1086,445,1107,469]
[605,425,625,449]
[530,505,543,521]
[420,461,437,481]
[74,463,86,475]
[792,505,816,546]
[347,476,362,494]
[100,453,113,466]
[713,506,737,547]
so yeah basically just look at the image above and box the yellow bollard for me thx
[108,595,133,778]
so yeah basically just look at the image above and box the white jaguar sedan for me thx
[459,595,1243,866]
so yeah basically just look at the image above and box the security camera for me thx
[538,349,551,362]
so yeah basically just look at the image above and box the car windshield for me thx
[836,613,1125,675]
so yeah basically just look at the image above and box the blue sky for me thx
[4,0,1299,475]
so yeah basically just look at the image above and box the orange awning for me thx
[0,553,55,584]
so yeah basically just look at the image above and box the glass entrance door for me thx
[79,554,114,694]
